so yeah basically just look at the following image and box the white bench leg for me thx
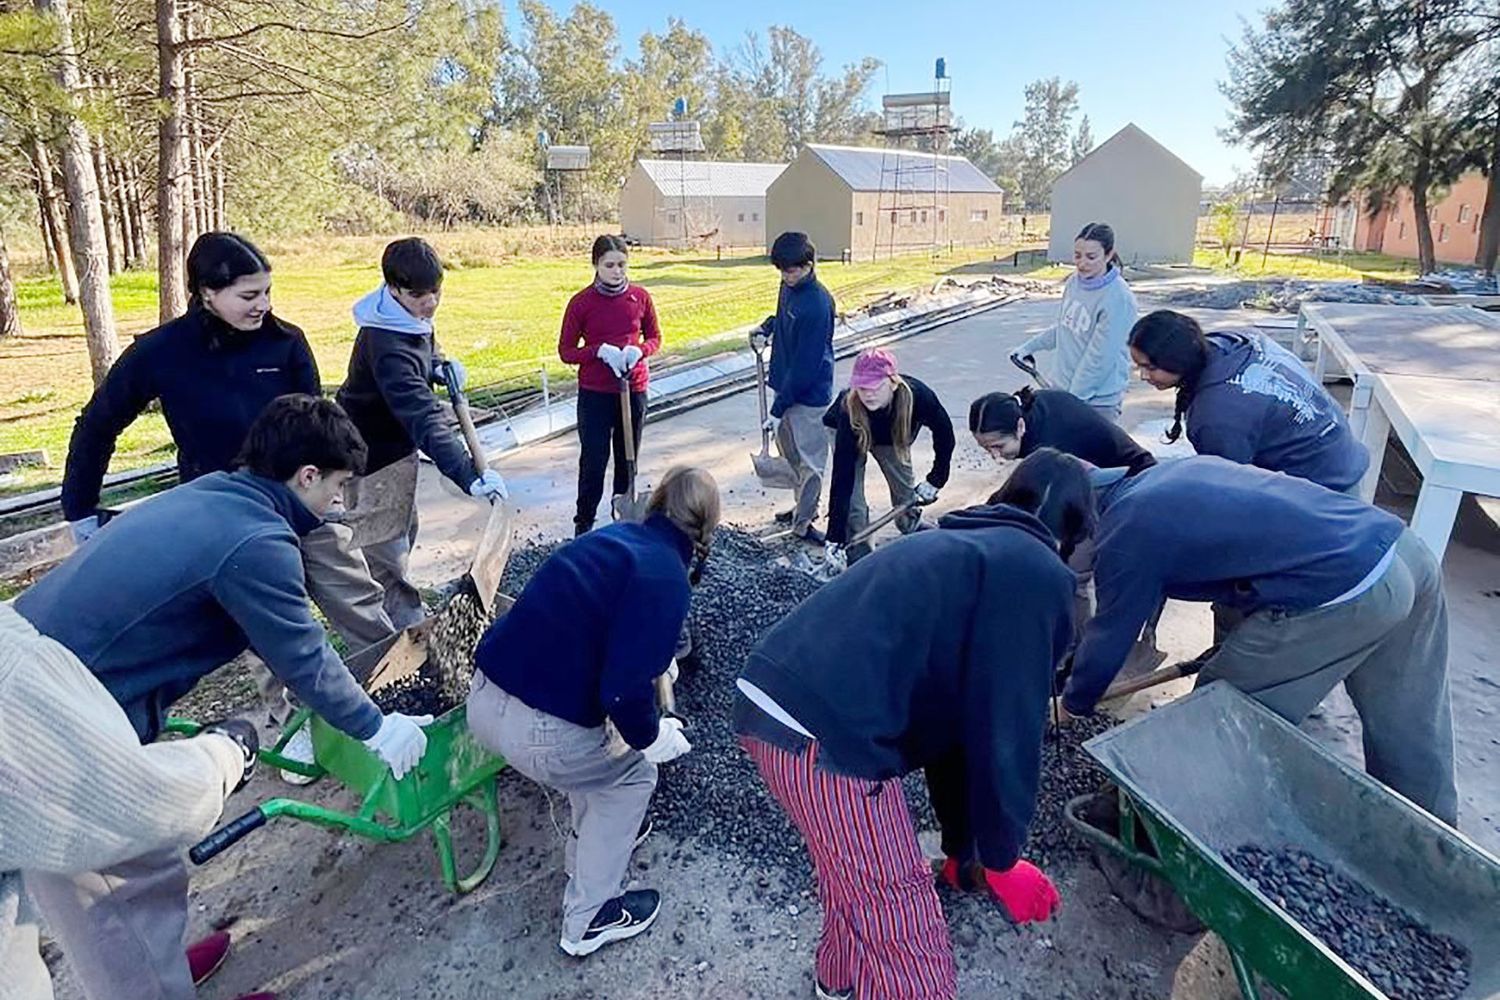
[1410,484,1462,563]
[1356,401,1390,503]
[1347,376,1373,440]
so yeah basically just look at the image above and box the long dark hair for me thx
[1129,310,1209,442]
[987,447,1096,560]
[591,234,630,264]
[968,387,1035,436]
[1076,222,1120,271]
[187,232,270,304]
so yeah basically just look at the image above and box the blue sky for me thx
[517,0,1269,185]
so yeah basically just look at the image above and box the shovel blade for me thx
[752,450,799,490]
[611,492,652,524]
[466,502,515,615]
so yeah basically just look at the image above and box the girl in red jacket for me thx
[559,235,663,535]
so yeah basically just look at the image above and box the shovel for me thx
[750,345,798,490]
[610,376,651,523]
[442,359,516,615]
[799,499,923,583]
[1010,352,1052,389]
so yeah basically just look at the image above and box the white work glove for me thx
[762,415,781,435]
[70,515,101,545]
[621,344,643,371]
[823,542,847,575]
[468,468,509,502]
[641,716,691,764]
[361,712,434,779]
[915,481,939,504]
[750,330,769,352]
[441,358,467,390]
[596,343,627,377]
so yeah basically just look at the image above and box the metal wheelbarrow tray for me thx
[177,700,505,893]
[1065,682,1500,999]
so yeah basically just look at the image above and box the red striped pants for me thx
[743,737,957,999]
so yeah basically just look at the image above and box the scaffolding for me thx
[871,59,956,261]
[647,110,716,247]
[543,143,591,226]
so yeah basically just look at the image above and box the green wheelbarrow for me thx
[176,701,504,893]
[1064,682,1500,999]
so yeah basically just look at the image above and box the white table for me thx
[1299,302,1500,560]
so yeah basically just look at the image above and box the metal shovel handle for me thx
[754,347,773,451]
[1010,352,1051,389]
[190,807,267,864]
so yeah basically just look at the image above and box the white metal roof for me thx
[636,160,786,198]
[804,143,1002,194]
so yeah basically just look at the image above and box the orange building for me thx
[1335,170,1489,266]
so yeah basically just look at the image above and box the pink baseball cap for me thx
[850,348,899,389]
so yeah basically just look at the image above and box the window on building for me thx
[737,212,746,223]
[920,210,928,223]
[752,212,759,221]
[938,209,946,222]
[970,209,989,223]
[909,211,918,223]
[667,212,678,224]
[890,211,898,225]
[1458,204,1472,223]
[1398,220,1406,239]
[1438,223,1450,243]
[855,211,865,226]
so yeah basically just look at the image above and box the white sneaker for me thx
[278,724,317,786]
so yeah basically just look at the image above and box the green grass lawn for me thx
[1190,247,1420,281]
[0,238,1019,497]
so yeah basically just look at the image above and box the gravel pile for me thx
[381,525,1114,898]
[1225,845,1470,999]
[1156,279,1422,312]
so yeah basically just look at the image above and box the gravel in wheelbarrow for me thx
[1226,844,1471,1000]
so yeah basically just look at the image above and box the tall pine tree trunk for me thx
[0,227,20,342]
[1411,152,1437,275]
[36,0,119,386]
[124,155,150,269]
[36,197,57,273]
[30,139,78,302]
[1476,108,1500,275]
[156,0,189,321]
[110,152,140,269]
[92,135,123,275]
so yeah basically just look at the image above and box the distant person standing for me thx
[1012,222,1138,421]
[558,235,663,536]
[752,232,836,543]
[60,232,319,543]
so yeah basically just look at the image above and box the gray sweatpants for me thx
[25,846,192,1000]
[776,403,830,534]
[845,445,920,562]
[1197,529,1457,824]
[301,475,425,654]
[466,673,657,942]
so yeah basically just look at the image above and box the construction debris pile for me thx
[1156,279,1422,312]
[1225,845,1471,1000]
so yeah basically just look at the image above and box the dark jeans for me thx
[575,387,647,534]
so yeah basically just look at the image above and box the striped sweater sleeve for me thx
[0,605,243,876]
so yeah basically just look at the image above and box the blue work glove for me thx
[468,469,508,502]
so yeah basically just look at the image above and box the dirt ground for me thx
[46,295,1500,999]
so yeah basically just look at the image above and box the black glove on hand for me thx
[201,718,260,792]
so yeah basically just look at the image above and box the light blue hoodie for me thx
[351,284,431,336]
[1017,269,1138,410]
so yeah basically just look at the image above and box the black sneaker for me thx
[560,889,661,957]
[634,815,652,850]
[795,524,826,545]
[816,983,854,1000]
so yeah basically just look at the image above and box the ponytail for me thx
[646,466,722,581]
[1076,221,1120,272]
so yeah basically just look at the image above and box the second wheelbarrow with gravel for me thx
[1064,682,1500,1000]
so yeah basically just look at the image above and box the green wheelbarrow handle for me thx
[165,711,325,780]
[1062,791,1171,879]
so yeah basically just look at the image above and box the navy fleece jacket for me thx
[475,515,692,749]
[1065,457,1404,715]
[16,471,382,744]
[1016,388,1156,476]
[737,505,1074,872]
[61,306,319,521]
[766,273,836,417]
[1188,331,1368,491]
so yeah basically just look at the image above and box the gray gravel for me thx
[1155,279,1422,312]
[1225,845,1470,999]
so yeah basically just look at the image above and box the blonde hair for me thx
[647,466,721,557]
[846,376,914,462]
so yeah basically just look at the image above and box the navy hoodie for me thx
[1065,457,1404,715]
[475,515,692,750]
[16,471,382,743]
[766,273,836,417]
[61,307,319,521]
[1188,331,1368,491]
[736,505,1074,872]
[1016,388,1156,476]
